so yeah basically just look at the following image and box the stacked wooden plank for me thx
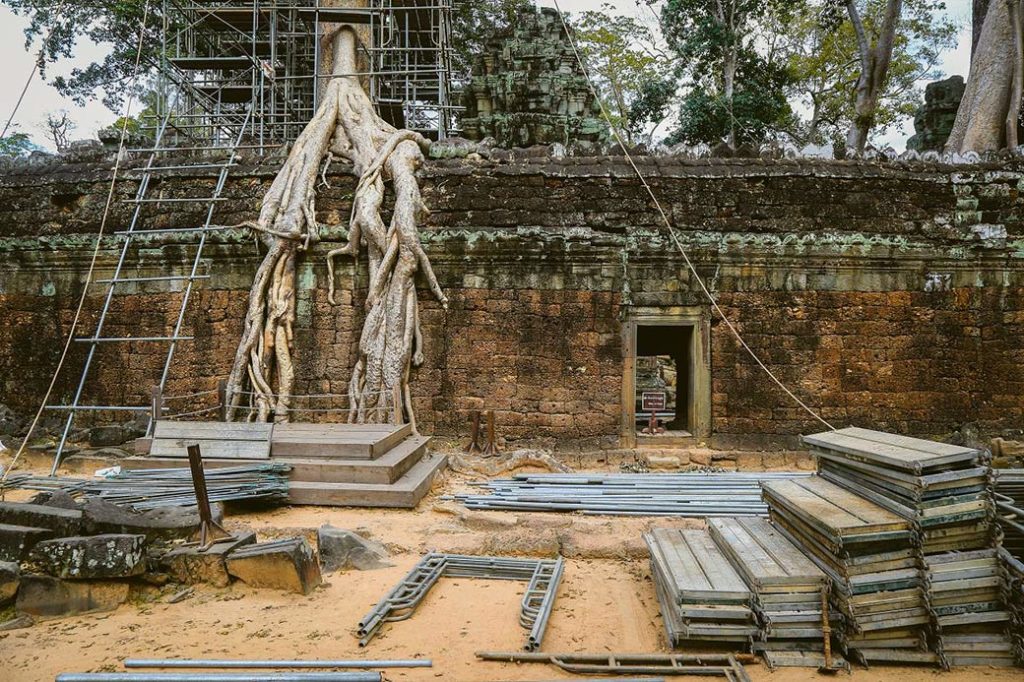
[806,428,991,554]
[761,476,937,665]
[924,549,1015,666]
[708,518,842,669]
[645,528,759,647]
[128,421,446,509]
[803,428,1014,668]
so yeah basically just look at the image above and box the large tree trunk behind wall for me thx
[946,1,1016,153]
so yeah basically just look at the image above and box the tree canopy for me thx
[4,0,157,110]
[0,130,40,158]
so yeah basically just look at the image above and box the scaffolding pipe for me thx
[123,661,431,670]
[54,671,380,675]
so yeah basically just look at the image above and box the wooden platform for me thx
[647,528,752,604]
[761,476,911,544]
[127,421,445,509]
[802,427,980,473]
[709,518,826,592]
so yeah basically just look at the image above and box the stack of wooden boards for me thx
[798,427,1014,668]
[761,475,933,665]
[707,518,842,670]
[809,428,992,554]
[127,421,447,508]
[645,528,759,647]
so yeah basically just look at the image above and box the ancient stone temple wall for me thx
[1,154,1022,449]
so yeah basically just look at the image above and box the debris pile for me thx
[646,528,759,647]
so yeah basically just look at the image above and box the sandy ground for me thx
[1,465,1022,681]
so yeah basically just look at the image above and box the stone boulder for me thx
[161,531,257,587]
[226,537,322,595]
[34,494,222,542]
[0,524,53,562]
[29,534,146,579]
[0,560,19,604]
[0,403,24,436]
[0,502,83,537]
[15,575,129,618]
[317,526,393,572]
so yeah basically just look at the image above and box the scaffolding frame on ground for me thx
[156,0,459,148]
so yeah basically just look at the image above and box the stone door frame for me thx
[620,307,712,447]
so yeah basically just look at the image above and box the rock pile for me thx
[0,498,374,627]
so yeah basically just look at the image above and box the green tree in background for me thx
[640,0,801,149]
[0,130,39,158]
[450,0,532,79]
[571,3,672,145]
[783,0,957,148]
[4,0,158,110]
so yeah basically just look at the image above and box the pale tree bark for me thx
[845,0,903,155]
[946,1,1019,153]
[973,0,991,55]
[226,27,446,429]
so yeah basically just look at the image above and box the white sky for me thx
[0,0,975,151]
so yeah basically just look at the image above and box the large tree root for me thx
[226,27,446,426]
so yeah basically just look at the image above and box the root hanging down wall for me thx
[224,27,446,429]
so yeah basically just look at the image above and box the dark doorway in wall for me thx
[635,325,693,436]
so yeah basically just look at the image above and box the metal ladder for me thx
[47,105,254,475]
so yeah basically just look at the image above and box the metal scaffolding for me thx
[156,0,457,148]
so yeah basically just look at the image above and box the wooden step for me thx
[122,437,430,485]
[135,422,412,460]
[271,423,412,460]
[286,453,448,509]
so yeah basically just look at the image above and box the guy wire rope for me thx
[1,0,154,491]
[549,0,836,432]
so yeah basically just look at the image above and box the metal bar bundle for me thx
[475,651,752,680]
[54,671,380,675]
[995,469,1024,505]
[645,528,759,647]
[449,472,810,517]
[1000,547,1024,665]
[3,463,291,510]
[802,427,1015,668]
[357,553,563,651]
[123,661,430,670]
[996,470,1024,562]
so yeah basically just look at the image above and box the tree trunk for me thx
[845,0,902,156]
[946,1,1017,153]
[723,46,737,149]
[974,0,992,55]
[225,27,446,429]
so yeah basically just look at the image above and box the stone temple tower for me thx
[460,6,609,148]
